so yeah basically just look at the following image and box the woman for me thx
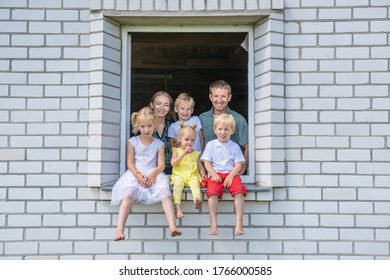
[149,91,176,174]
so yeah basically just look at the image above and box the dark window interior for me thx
[130,32,248,119]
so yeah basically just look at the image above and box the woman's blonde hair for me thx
[130,106,157,134]
[174,92,195,109]
[213,113,236,132]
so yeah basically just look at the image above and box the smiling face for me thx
[209,87,231,115]
[150,95,171,119]
[175,101,194,122]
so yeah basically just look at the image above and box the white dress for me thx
[111,136,171,206]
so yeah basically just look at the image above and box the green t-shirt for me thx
[199,107,248,148]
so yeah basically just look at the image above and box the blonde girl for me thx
[170,125,206,219]
[111,107,181,240]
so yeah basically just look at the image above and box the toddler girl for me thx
[170,125,206,219]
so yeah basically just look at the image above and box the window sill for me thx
[99,184,273,202]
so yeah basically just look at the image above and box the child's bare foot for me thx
[235,225,244,236]
[209,225,218,236]
[171,229,182,237]
[114,231,125,241]
[194,198,202,209]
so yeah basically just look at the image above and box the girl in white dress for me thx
[111,107,181,241]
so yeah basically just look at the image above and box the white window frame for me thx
[120,25,255,184]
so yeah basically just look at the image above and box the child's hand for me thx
[210,173,221,182]
[201,175,208,187]
[145,175,156,187]
[223,174,234,188]
[135,172,148,187]
[184,146,193,154]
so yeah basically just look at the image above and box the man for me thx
[199,80,248,175]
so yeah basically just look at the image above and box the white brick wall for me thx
[0,0,389,260]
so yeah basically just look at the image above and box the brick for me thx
[284,8,317,20]
[5,242,38,255]
[357,162,390,175]
[322,162,355,174]
[320,85,353,97]
[10,136,43,148]
[358,188,390,200]
[9,161,42,173]
[180,241,212,253]
[305,175,338,187]
[40,241,73,254]
[8,214,41,226]
[284,241,317,254]
[303,149,335,161]
[288,161,320,174]
[27,201,60,213]
[61,228,94,240]
[29,73,61,85]
[319,242,353,254]
[8,188,42,200]
[29,22,61,34]
[249,241,282,254]
[355,242,388,255]
[337,150,371,161]
[340,229,374,241]
[11,110,43,122]
[26,228,59,240]
[0,175,25,187]
[78,214,111,226]
[26,174,59,186]
[376,229,390,241]
[43,214,76,226]
[214,241,247,253]
[0,229,24,241]
[374,176,390,187]
[356,215,390,228]
[320,111,353,123]
[340,175,373,187]
[0,148,25,160]
[10,85,43,97]
[12,34,44,46]
[340,202,373,214]
[46,9,79,21]
[0,72,27,84]
[323,188,357,200]
[43,188,76,199]
[109,241,142,254]
[74,242,107,254]
[271,228,303,240]
[305,202,338,213]
[305,228,338,240]
[29,47,61,58]
[336,124,370,136]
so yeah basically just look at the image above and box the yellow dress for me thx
[170,147,201,205]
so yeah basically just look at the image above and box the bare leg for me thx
[162,197,181,237]
[174,203,184,219]
[189,181,202,209]
[208,194,219,235]
[234,193,244,236]
[114,195,134,241]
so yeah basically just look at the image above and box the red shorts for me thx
[206,173,248,199]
